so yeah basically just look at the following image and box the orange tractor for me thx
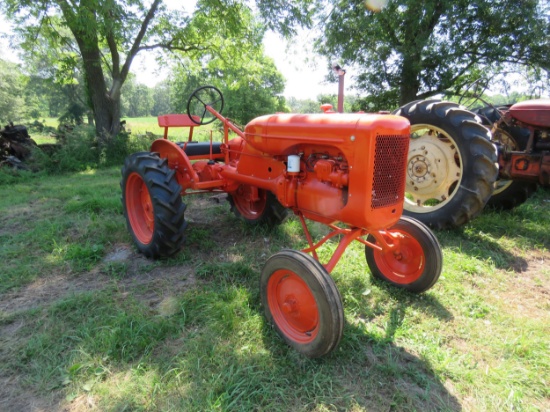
[121,86,442,357]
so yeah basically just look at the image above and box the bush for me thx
[101,131,156,167]
[31,125,157,174]
[31,125,99,173]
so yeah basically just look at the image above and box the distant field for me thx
[32,116,218,143]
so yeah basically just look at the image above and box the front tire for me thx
[261,250,344,358]
[365,216,442,293]
[395,100,498,229]
[121,152,187,258]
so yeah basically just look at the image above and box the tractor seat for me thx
[177,141,222,157]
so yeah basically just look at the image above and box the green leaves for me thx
[316,0,550,108]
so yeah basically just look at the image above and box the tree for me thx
[167,8,288,125]
[0,59,27,124]
[151,80,172,116]
[1,0,311,140]
[121,77,154,117]
[316,0,550,109]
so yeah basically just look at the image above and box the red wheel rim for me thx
[267,269,319,343]
[125,172,154,244]
[233,186,267,219]
[373,231,425,284]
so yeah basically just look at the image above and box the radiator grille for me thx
[371,135,409,210]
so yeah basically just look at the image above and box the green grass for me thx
[0,169,548,411]
[29,116,221,145]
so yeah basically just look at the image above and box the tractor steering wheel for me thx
[186,86,224,125]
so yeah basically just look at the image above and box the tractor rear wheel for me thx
[261,249,344,357]
[121,152,187,258]
[486,126,538,210]
[365,216,442,293]
[395,100,498,229]
[474,106,538,210]
[228,185,287,226]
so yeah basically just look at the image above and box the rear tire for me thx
[365,216,442,293]
[121,152,187,258]
[486,124,537,210]
[228,185,287,226]
[261,250,344,357]
[395,100,498,229]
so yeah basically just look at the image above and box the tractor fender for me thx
[150,139,198,190]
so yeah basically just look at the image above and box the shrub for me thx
[31,125,100,173]
[30,125,157,174]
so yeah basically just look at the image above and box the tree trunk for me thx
[81,50,122,141]
[399,54,422,106]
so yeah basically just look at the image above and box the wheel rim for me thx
[492,128,517,195]
[404,124,463,213]
[125,172,154,244]
[233,186,267,219]
[372,231,425,284]
[267,269,319,343]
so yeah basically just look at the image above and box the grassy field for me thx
[0,167,548,411]
[30,117,217,145]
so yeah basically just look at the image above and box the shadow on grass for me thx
[431,187,549,274]
[2,263,462,412]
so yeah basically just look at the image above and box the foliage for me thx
[0,0,309,139]
[151,80,173,116]
[315,0,550,109]
[29,125,155,173]
[168,6,287,125]
[0,59,27,124]
[121,76,154,118]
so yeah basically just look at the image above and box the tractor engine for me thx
[240,113,411,230]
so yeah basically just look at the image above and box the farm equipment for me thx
[394,101,499,229]
[475,99,550,208]
[121,86,442,358]
[393,98,549,229]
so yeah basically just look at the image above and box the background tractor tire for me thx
[394,100,498,229]
[121,152,187,258]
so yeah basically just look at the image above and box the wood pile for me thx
[0,122,36,170]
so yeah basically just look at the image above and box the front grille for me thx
[371,135,409,210]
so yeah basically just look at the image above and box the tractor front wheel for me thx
[365,216,442,293]
[121,152,187,258]
[261,250,344,358]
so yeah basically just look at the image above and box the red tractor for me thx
[121,86,442,357]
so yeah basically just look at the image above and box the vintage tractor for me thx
[121,86,442,358]
[393,98,549,229]
[475,99,550,208]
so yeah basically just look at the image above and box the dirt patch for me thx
[0,244,197,318]
[0,376,58,412]
[0,244,199,412]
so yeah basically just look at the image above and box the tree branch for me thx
[115,0,162,95]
